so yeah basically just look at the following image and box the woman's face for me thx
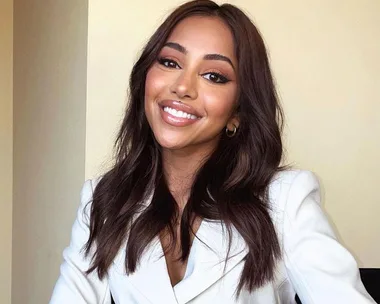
[145,16,239,153]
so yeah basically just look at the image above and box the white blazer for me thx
[50,170,375,303]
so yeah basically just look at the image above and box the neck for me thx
[161,143,215,207]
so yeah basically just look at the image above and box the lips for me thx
[163,106,199,120]
[158,100,202,118]
[158,99,202,127]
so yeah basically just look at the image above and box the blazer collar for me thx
[112,219,248,304]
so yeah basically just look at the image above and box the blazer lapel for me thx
[173,220,248,304]
[111,219,248,304]
[111,238,178,304]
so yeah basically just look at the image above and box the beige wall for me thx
[86,0,186,178]
[86,0,380,267]
[0,0,13,303]
[12,1,88,303]
[252,0,380,266]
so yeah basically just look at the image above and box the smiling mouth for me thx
[163,106,200,120]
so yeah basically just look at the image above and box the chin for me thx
[155,137,187,150]
[151,130,186,150]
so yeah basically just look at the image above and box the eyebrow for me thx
[164,42,187,54]
[163,42,235,70]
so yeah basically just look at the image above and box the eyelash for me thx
[157,57,230,84]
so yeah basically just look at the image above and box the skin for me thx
[144,15,240,286]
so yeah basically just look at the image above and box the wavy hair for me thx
[85,0,285,295]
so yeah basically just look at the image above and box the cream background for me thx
[0,0,13,303]
[12,1,88,303]
[86,0,380,267]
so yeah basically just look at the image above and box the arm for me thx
[50,180,110,304]
[283,171,375,303]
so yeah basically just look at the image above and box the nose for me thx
[170,70,198,100]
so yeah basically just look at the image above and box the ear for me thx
[226,114,240,131]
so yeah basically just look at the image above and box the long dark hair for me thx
[85,0,285,295]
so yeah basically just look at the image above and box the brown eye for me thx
[157,58,181,69]
[202,72,229,84]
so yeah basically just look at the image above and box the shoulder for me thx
[81,177,103,198]
[78,177,103,224]
[269,169,320,201]
[270,169,319,188]
[267,170,321,224]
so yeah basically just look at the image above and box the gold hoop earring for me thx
[226,125,237,137]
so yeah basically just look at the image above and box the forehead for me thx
[166,16,236,59]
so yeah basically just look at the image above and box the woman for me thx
[50,1,375,303]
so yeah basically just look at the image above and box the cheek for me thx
[145,67,167,102]
[202,86,237,120]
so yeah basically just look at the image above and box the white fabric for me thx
[50,170,376,303]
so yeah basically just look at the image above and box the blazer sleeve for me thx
[283,171,376,304]
[50,179,111,304]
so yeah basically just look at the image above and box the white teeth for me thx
[163,106,198,120]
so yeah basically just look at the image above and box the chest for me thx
[160,218,202,286]
[109,258,290,304]
[109,220,290,303]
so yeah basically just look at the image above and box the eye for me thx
[157,57,181,69]
[202,72,230,84]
